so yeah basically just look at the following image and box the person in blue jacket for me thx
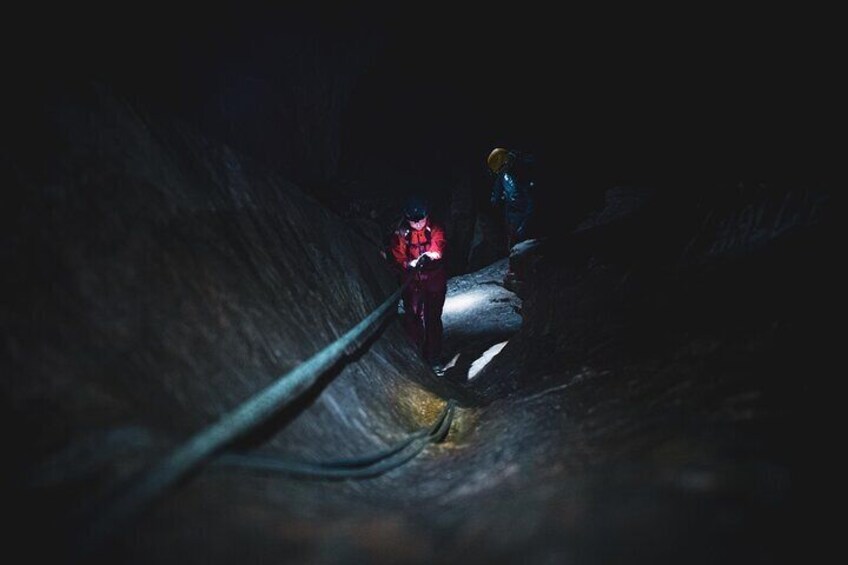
[487,147,536,251]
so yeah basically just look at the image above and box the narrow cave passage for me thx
[3,6,838,565]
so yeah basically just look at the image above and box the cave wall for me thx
[1,83,449,519]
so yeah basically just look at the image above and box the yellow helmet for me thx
[487,147,511,173]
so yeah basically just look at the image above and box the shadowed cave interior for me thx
[1,7,840,565]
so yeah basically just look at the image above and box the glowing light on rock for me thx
[468,341,508,381]
[443,290,486,315]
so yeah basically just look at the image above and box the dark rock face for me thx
[479,181,836,563]
[2,84,453,562]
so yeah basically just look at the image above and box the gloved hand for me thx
[410,251,440,269]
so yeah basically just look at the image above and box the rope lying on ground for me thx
[214,399,455,479]
[75,279,415,557]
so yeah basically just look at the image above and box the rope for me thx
[74,255,437,558]
[214,399,455,479]
[76,279,413,555]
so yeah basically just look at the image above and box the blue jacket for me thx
[490,153,536,241]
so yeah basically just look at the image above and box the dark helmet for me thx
[403,196,429,221]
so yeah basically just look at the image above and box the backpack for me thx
[509,151,537,192]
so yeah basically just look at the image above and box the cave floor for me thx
[88,256,814,565]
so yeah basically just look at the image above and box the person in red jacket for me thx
[389,196,447,367]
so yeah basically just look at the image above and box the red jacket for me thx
[390,220,447,272]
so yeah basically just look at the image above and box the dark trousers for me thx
[401,269,446,363]
[505,208,531,249]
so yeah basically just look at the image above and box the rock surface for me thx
[2,84,836,565]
